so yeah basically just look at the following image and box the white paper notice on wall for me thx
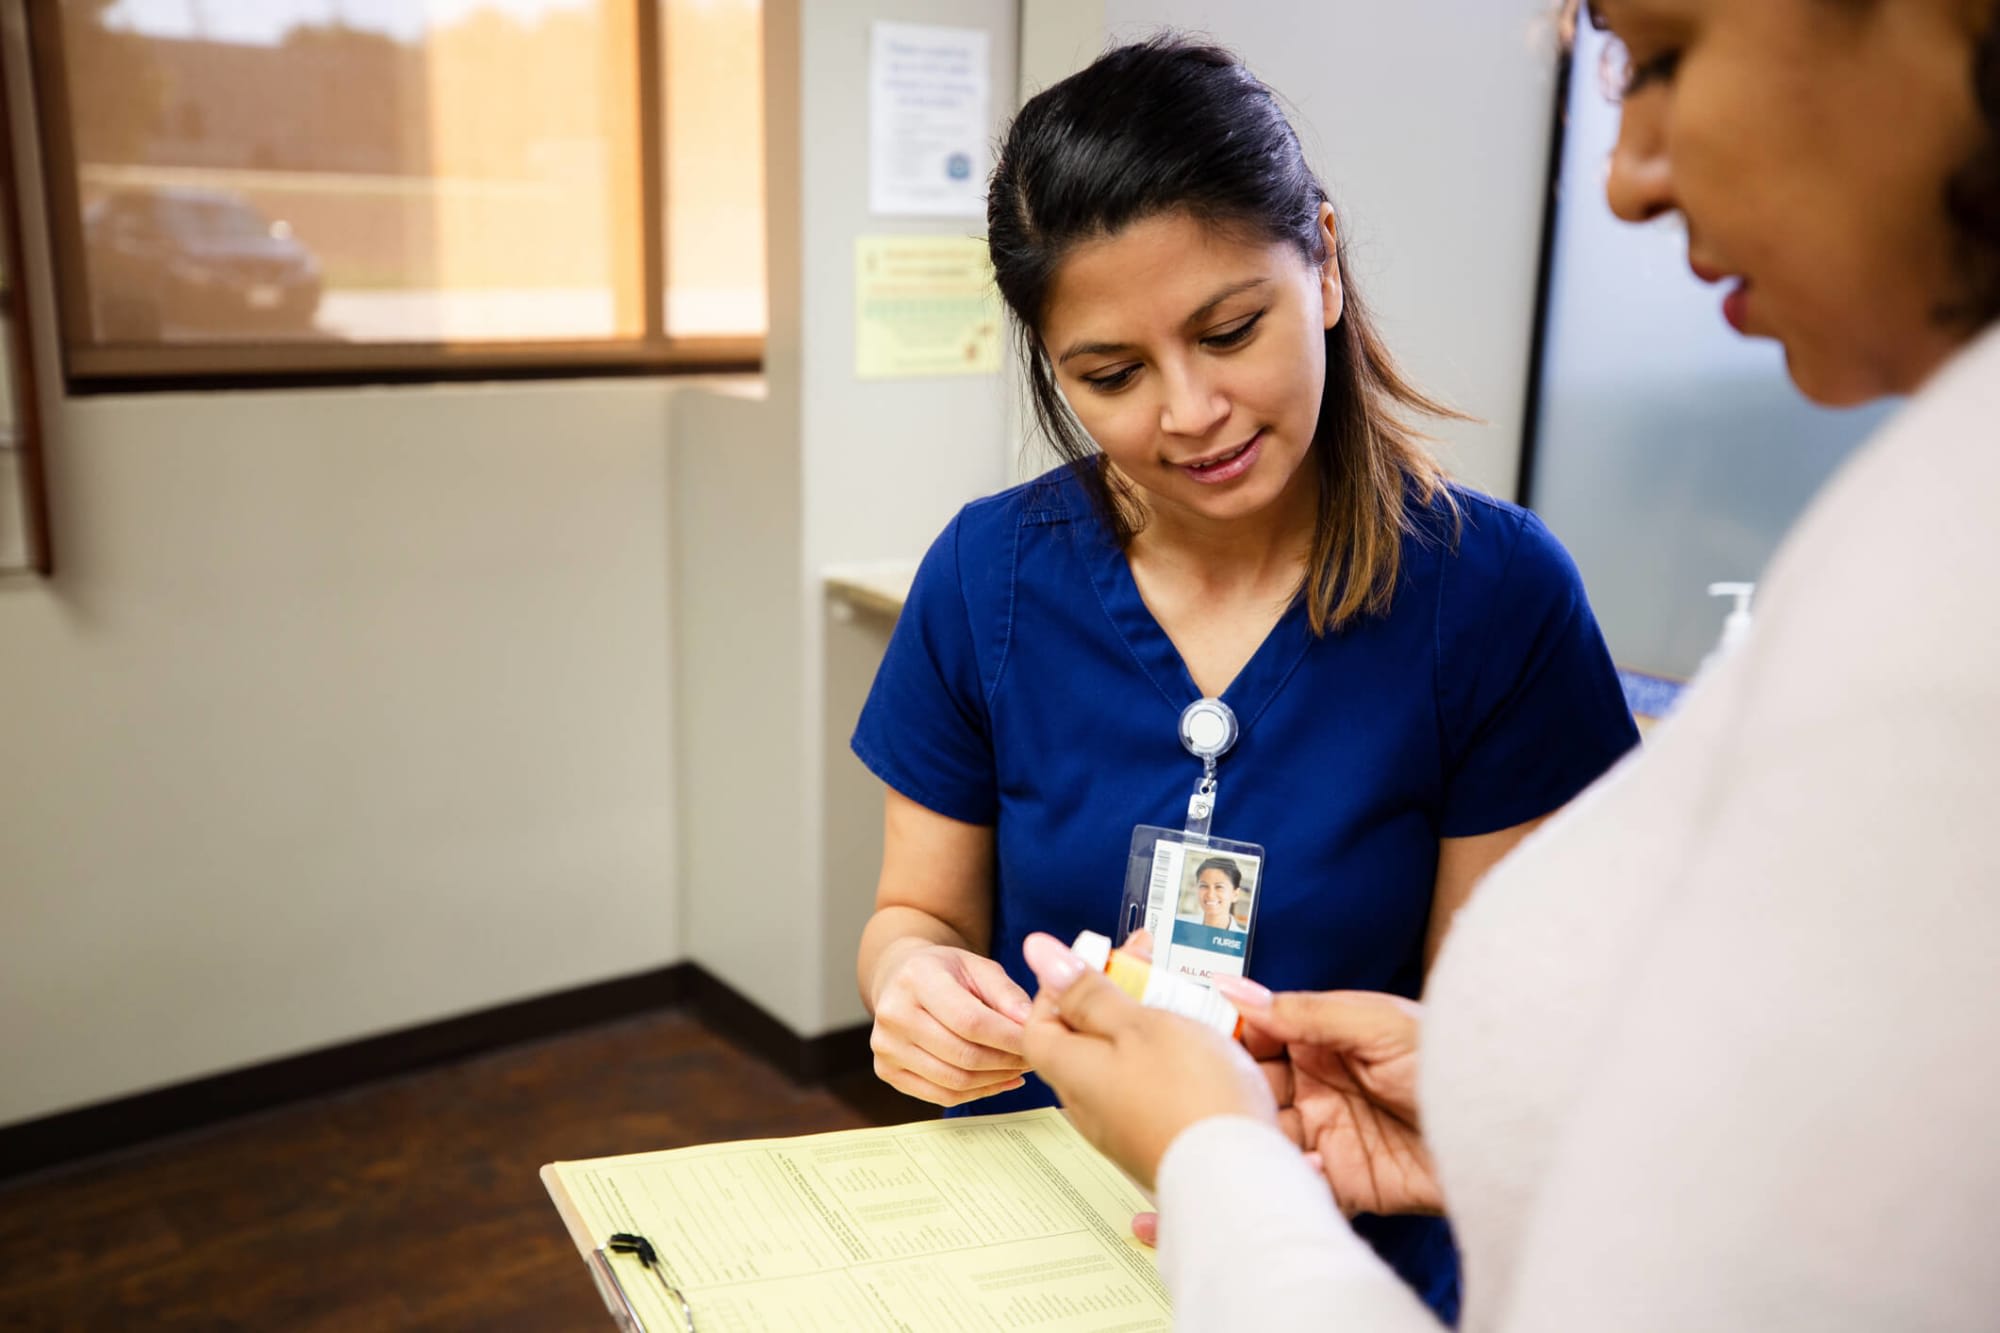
[869,22,990,218]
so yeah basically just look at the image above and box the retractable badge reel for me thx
[1116,698,1267,987]
[1179,698,1235,836]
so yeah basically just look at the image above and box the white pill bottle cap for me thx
[1071,930,1113,972]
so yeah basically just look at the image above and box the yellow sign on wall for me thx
[855,235,1002,379]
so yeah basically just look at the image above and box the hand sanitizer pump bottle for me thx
[1700,581,1756,677]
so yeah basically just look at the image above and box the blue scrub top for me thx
[852,465,1639,1322]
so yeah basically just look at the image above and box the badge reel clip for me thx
[1117,698,1266,988]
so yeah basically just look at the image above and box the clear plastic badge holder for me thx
[1117,698,1266,987]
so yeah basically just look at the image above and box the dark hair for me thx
[987,36,1461,636]
[1566,0,2000,327]
[1195,856,1242,889]
[1947,11,2000,325]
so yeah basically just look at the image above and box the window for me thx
[31,0,764,389]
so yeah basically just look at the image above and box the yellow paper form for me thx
[544,1107,1169,1332]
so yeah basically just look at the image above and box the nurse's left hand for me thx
[1021,932,1275,1190]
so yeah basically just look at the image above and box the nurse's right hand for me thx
[869,944,1035,1106]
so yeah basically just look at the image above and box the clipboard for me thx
[542,1167,692,1332]
[541,1108,1169,1332]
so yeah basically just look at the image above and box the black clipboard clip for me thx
[587,1231,696,1333]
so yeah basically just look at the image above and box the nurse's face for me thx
[1039,208,1343,528]
[1596,0,1989,404]
[1196,869,1238,922]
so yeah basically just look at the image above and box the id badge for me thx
[1118,825,1266,985]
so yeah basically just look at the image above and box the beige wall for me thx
[0,376,688,1127]
[675,0,1018,1037]
[1018,0,1106,99]
[0,451,27,571]
[669,0,813,1035]
[0,9,683,1126]
[798,0,1020,1028]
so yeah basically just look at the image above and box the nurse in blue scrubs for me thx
[851,37,1638,1321]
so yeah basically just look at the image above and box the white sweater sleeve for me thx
[1154,1116,1443,1332]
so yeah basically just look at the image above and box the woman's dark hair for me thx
[1195,857,1243,889]
[987,36,1461,636]
[1948,9,2000,325]
[1566,0,2000,326]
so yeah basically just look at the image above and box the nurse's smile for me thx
[1179,430,1265,485]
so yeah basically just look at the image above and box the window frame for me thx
[27,0,761,394]
[0,31,51,574]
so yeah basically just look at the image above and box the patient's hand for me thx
[1224,983,1441,1217]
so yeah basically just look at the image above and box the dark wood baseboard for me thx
[0,963,875,1185]
[682,968,874,1084]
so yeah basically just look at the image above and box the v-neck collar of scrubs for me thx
[1076,501,1317,732]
